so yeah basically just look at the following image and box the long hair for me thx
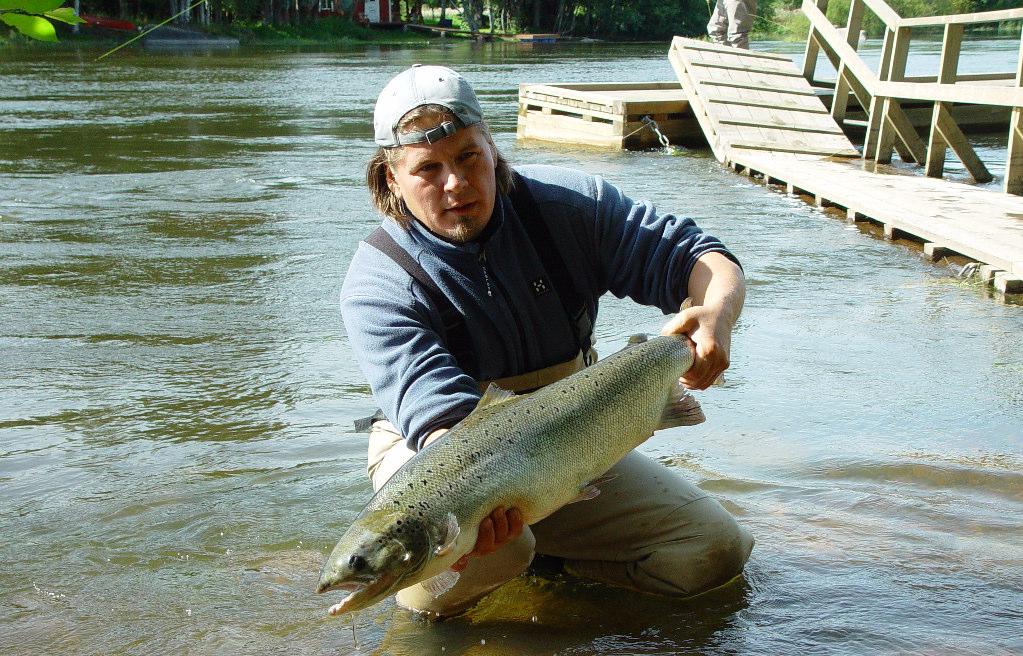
[366,105,513,229]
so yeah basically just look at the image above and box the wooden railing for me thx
[801,0,1023,194]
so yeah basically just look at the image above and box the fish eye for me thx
[349,554,367,571]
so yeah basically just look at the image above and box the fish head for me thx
[316,509,432,615]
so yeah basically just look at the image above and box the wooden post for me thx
[932,104,993,182]
[923,242,953,261]
[841,60,872,120]
[875,27,925,164]
[1006,28,1023,194]
[888,26,911,82]
[864,27,895,159]
[1007,110,1023,194]
[831,0,866,123]
[926,24,963,178]
[876,98,926,164]
[803,0,830,83]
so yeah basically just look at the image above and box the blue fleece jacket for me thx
[340,164,739,451]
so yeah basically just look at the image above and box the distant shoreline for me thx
[0,17,441,49]
[0,12,731,50]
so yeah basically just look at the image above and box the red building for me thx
[318,0,401,25]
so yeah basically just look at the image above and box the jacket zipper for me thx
[480,247,530,367]
[478,251,494,297]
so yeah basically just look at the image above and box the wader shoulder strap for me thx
[364,228,478,377]
[508,171,594,357]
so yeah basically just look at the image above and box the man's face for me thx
[386,124,497,243]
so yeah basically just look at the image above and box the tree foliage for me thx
[3,0,1021,39]
[451,0,711,38]
[1,0,84,41]
[759,0,1021,39]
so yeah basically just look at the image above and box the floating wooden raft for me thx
[517,82,700,150]
[668,37,859,161]
[514,33,559,43]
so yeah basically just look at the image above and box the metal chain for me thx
[641,115,671,149]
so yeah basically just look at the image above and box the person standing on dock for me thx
[707,0,757,49]
[340,64,753,618]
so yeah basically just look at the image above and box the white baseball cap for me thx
[373,65,484,148]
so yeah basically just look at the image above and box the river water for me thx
[1,39,1021,655]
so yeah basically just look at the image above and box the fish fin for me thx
[477,384,517,409]
[420,569,460,598]
[568,472,618,504]
[626,333,649,346]
[589,471,619,487]
[657,381,705,429]
[434,512,461,557]
[567,485,602,504]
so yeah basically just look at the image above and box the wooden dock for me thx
[801,0,1023,191]
[733,151,1023,292]
[664,30,1023,294]
[404,23,502,40]
[516,1,1023,295]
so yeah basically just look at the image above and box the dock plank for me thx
[737,151,1023,277]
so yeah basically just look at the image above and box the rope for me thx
[96,0,208,61]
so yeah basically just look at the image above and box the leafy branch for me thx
[0,0,85,42]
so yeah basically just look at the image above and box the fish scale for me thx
[317,334,699,615]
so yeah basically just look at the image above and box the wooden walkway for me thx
[736,151,1023,289]
[515,2,1023,295]
[666,35,1023,294]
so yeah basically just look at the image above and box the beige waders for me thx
[366,350,754,617]
[707,0,757,49]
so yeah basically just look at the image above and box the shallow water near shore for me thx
[1,39,1021,655]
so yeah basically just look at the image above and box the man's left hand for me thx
[659,252,744,390]
[660,304,731,390]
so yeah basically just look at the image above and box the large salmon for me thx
[317,333,702,615]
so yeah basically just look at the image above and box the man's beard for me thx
[445,216,485,243]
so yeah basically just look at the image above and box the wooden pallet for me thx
[668,37,860,161]
[517,82,701,150]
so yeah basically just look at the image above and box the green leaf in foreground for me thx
[0,0,64,13]
[0,13,58,41]
[44,6,84,24]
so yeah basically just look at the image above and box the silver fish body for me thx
[317,334,699,615]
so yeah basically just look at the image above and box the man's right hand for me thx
[451,507,524,572]
[421,429,525,572]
